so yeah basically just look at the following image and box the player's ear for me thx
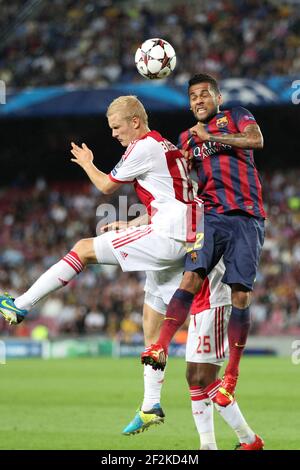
[217,93,223,106]
[132,116,140,129]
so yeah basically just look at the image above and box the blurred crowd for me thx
[1,0,300,88]
[0,181,145,341]
[251,170,300,336]
[1,170,300,341]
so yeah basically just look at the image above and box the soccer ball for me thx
[135,38,176,79]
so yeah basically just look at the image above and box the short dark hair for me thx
[188,73,220,94]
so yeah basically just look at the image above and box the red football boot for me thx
[235,434,264,450]
[141,343,167,371]
[215,374,237,407]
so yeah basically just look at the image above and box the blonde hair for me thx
[106,95,148,126]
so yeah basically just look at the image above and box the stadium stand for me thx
[1,170,300,339]
[1,0,300,342]
[1,0,300,88]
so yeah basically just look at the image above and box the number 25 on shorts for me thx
[197,335,211,354]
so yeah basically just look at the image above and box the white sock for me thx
[141,364,165,411]
[214,400,256,444]
[15,251,84,310]
[190,386,217,450]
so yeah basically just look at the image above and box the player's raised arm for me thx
[70,142,121,194]
[190,121,263,150]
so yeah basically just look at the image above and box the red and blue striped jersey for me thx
[177,107,266,218]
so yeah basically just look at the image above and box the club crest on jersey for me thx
[216,116,228,128]
[190,251,198,263]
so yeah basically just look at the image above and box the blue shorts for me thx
[184,212,265,291]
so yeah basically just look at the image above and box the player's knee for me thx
[180,271,203,294]
[232,288,251,309]
[72,238,95,264]
[186,366,196,386]
[186,364,218,388]
[186,367,207,388]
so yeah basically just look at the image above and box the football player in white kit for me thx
[185,260,263,450]
[0,96,196,326]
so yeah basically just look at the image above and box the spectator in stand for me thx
[1,0,300,88]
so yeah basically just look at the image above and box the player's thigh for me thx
[90,233,119,265]
[186,305,231,365]
[143,265,186,344]
[143,268,182,344]
[223,216,265,290]
[145,267,183,305]
[94,225,186,272]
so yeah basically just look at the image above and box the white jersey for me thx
[109,130,196,241]
[190,258,231,314]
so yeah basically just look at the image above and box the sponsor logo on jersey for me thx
[193,141,232,161]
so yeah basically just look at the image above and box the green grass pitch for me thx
[0,356,299,450]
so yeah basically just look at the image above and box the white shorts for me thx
[93,225,186,273]
[144,292,168,315]
[144,268,183,310]
[186,305,231,366]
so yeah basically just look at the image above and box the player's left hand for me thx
[100,221,128,233]
[70,142,94,169]
[190,122,210,141]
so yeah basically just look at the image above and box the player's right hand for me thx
[190,122,210,141]
[70,142,94,169]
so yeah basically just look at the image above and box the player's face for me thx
[108,113,137,147]
[189,82,222,123]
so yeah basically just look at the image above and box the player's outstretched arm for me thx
[190,123,264,150]
[100,212,149,232]
[70,142,121,194]
[128,212,149,227]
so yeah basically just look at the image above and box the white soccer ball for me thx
[135,38,176,79]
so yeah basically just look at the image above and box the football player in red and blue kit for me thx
[142,73,266,408]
